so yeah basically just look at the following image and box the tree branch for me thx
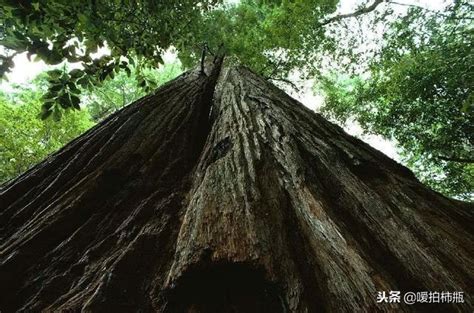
[269,77,300,92]
[320,0,385,25]
[389,1,474,20]
[319,0,473,27]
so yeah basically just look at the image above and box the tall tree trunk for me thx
[0,60,472,313]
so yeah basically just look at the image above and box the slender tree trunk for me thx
[0,60,472,313]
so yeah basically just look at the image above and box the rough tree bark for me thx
[0,60,473,313]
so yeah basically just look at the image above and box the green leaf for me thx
[69,69,84,79]
[58,94,72,109]
[52,107,63,121]
[70,94,81,110]
[39,106,53,120]
[47,70,63,80]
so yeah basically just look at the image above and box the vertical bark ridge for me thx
[0,60,222,312]
[165,65,473,312]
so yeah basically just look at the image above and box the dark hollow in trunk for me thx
[0,60,473,312]
[165,262,285,313]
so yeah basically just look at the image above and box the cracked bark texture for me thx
[0,60,473,313]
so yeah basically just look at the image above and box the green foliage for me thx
[0,81,93,183]
[319,2,474,199]
[0,0,217,115]
[178,0,338,78]
[83,61,182,121]
[0,0,342,116]
[0,62,181,184]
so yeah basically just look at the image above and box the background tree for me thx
[318,1,473,199]
[0,62,181,183]
[83,61,182,121]
[0,76,93,183]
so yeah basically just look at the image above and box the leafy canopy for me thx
[0,0,343,116]
[319,2,473,199]
[0,0,217,115]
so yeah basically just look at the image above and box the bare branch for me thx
[319,0,473,27]
[320,0,385,25]
[269,77,300,92]
[389,1,474,20]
